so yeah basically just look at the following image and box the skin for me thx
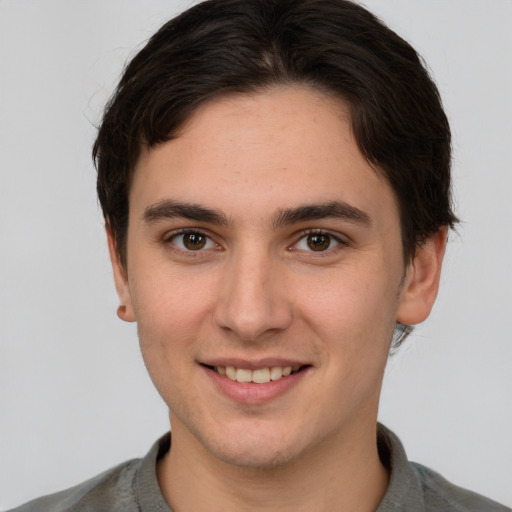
[108,86,446,511]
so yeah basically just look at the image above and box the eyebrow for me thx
[142,200,229,225]
[272,201,371,228]
[141,199,371,228]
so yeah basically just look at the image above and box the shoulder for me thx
[8,433,172,512]
[7,458,141,512]
[411,462,511,512]
[376,424,511,512]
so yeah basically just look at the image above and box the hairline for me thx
[115,83,418,267]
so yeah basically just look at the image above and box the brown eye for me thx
[293,231,342,253]
[182,233,207,250]
[170,231,215,251]
[306,233,331,251]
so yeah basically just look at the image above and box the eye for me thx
[169,231,217,251]
[294,231,342,252]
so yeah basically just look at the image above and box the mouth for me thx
[203,364,308,384]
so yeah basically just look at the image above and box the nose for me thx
[213,247,293,341]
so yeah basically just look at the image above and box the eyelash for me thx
[164,229,220,256]
[164,228,348,257]
[290,229,348,255]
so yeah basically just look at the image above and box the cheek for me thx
[302,268,398,325]
[129,268,221,393]
[132,274,206,405]
[131,264,217,329]
[297,267,399,363]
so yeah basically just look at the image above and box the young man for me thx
[10,1,510,511]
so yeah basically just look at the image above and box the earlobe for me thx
[396,227,447,326]
[106,225,136,323]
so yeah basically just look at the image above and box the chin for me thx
[206,436,297,469]
[189,416,306,469]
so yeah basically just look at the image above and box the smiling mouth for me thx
[204,365,307,384]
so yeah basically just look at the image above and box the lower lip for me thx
[203,366,310,405]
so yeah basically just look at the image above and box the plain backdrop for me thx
[1,0,511,509]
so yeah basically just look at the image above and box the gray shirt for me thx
[10,424,510,511]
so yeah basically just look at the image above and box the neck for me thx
[157,417,389,512]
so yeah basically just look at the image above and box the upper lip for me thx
[200,357,309,370]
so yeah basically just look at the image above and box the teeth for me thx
[270,367,283,381]
[226,366,236,380]
[236,368,252,383]
[214,365,300,383]
[252,368,271,384]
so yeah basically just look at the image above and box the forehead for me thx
[131,86,397,228]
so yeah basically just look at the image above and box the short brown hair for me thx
[93,0,458,268]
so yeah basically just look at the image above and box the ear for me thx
[396,227,447,325]
[106,224,136,323]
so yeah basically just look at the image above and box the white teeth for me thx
[252,368,271,384]
[270,367,283,381]
[236,368,252,383]
[215,365,301,383]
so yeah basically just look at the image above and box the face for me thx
[110,87,442,469]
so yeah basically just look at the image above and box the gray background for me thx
[1,0,511,509]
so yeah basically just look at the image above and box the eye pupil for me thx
[184,233,206,250]
[307,234,330,251]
